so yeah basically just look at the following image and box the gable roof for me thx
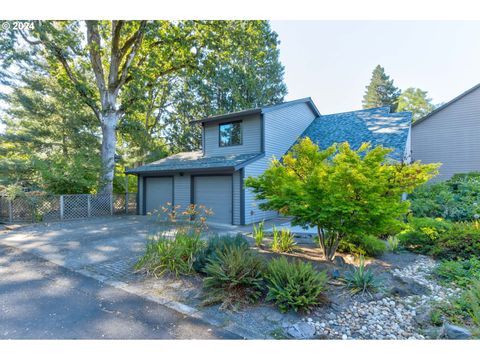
[126,151,263,175]
[413,82,480,127]
[190,97,320,125]
[298,106,411,161]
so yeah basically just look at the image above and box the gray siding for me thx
[138,175,144,214]
[203,114,262,157]
[174,174,191,208]
[244,102,317,224]
[233,171,241,225]
[412,87,480,181]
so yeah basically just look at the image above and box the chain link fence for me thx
[0,193,137,223]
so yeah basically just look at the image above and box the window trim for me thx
[218,120,243,147]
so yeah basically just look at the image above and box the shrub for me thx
[271,227,298,253]
[252,221,265,247]
[409,173,480,222]
[245,138,438,262]
[266,257,328,313]
[342,255,379,295]
[432,221,480,260]
[193,233,249,273]
[337,235,386,257]
[398,217,453,255]
[435,258,480,288]
[134,231,206,277]
[463,280,480,327]
[387,235,400,253]
[202,245,265,310]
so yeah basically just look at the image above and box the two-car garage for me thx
[142,175,233,224]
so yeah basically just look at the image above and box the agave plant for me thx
[342,255,379,295]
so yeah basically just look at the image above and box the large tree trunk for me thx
[99,112,119,194]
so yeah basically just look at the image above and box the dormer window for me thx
[219,121,242,147]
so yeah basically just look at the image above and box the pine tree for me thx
[362,65,400,111]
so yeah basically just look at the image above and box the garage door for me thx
[145,177,173,214]
[194,176,232,224]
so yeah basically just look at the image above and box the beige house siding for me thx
[412,86,480,181]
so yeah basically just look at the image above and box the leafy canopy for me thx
[246,138,439,260]
[397,87,435,122]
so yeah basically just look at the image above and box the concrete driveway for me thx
[0,216,155,271]
[0,216,245,339]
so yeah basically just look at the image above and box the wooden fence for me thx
[0,193,137,223]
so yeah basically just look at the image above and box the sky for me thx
[270,21,480,114]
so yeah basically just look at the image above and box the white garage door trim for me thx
[193,175,233,224]
[144,176,174,214]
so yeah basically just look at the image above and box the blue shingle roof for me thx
[126,151,263,174]
[299,107,411,161]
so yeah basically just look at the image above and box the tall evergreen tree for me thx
[362,65,400,111]
[397,87,434,122]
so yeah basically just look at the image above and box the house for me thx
[127,98,412,225]
[411,83,480,181]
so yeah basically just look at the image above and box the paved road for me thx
[0,245,241,339]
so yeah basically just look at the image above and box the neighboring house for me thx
[127,98,411,225]
[412,83,480,181]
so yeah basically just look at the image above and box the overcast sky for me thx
[270,21,480,114]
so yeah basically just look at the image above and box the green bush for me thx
[400,217,480,260]
[271,227,298,253]
[134,231,206,277]
[398,217,453,255]
[337,235,386,257]
[252,221,265,247]
[409,173,480,221]
[432,221,480,260]
[193,233,249,273]
[203,245,265,310]
[342,255,379,295]
[266,257,328,313]
[435,258,480,288]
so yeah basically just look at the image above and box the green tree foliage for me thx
[0,20,287,193]
[0,73,101,193]
[397,87,435,122]
[362,65,401,111]
[246,138,439,261]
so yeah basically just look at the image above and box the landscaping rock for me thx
[390,276,431,297]
[334,256,346,268]
[330,269,341,279]
[443,324,472,340]
[285,321,316,339]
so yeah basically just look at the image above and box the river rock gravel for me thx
[304,255,461,339]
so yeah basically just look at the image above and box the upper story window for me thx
[219,121,242,147]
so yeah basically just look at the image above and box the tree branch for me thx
[86,21,107,105]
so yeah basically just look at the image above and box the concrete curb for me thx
[1,243,268,340]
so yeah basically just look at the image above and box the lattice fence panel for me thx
[127,193,137,214]
[0,197,9,222]
[90,194,112,216]
[11,197,35,222]
[113,194,126,214]
[36,196,61,222]
[63,194,89,219]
